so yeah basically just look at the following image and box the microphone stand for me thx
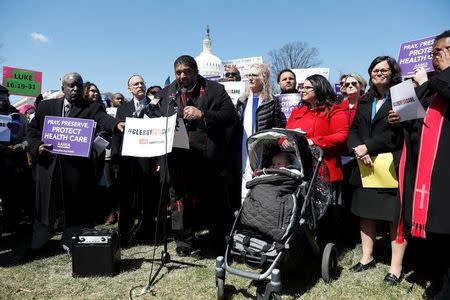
[132,90,203,297]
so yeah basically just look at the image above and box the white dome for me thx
[195,27,222,77]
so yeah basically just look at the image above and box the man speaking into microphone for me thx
[144,55,235,256]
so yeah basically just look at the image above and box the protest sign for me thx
[2,66,42,97]
[390,80,426,122]
[106,107,118,117]
[291,68,330,89]
[335,83,342,96]
[0,114,12,142]
[42,116,96,157]
[277,93,301,120]
[222,56,263,81]
[173,118,189,149]
[121,115,177,157]
[220,81,246,105]
[398,36,435,76]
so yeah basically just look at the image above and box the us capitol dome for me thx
[195,26,222,78]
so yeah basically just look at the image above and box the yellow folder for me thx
[357,153,398,188]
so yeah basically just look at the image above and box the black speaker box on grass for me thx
[71,228,120,277]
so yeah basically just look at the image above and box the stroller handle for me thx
[255,168,302,180]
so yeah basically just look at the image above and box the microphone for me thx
[168,88,183,117]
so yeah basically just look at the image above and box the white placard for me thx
[173,118,189,149]
[222,56,263,81]
[106,107,117,117]
[121,115,177,157]
[390,80,426,122]
[220,81,247,106]
[291,68,330,89]
[0,114,12,142]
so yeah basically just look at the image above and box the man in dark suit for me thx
[111,75,160,246]
[150,55,236,256]
[26,72,124,254]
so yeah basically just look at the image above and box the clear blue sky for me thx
[1,0,448,103]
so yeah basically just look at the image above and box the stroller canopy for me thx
[247,128,313,180]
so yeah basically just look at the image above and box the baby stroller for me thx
[215,128,337,300]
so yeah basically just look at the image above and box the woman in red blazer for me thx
[283,74,349,188]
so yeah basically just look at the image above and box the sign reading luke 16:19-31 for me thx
[2,66,42,97]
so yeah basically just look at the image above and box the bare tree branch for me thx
[268,41,321,78]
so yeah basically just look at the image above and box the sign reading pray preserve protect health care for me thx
[398,36,435,77]
[2,66,42,97]
[42,116,96,157]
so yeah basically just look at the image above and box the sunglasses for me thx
[344,81,359,88]
[225,72,238,77]
[149,90,159,95]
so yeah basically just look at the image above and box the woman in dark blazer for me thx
[348,56,406,285]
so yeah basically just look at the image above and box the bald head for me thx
[62,72,84,103]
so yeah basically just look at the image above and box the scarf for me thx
[398,95,447,241]
[241,92,260,201]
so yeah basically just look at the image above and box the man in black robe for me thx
[26,72,124,255]
[146,55,236,256]
[389,30,450,299]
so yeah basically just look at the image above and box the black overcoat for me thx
[27,98,118,226]
[155,76,236,233]
[402,67,450,234]
[348,93,404,187]
[348,93,403,221]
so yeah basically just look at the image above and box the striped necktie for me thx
[64,103,71,117]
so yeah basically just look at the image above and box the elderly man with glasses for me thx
[111,75,161,246]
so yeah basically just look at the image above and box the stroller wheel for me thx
[216,277,225,300]
[321,243,337,283]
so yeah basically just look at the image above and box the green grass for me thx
[0,232,426,300]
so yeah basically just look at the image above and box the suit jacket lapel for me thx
[372,98,391,125]
[358,98,372,124]
[54,98,64,117]
[68,102,83,118]
[128,100,136,116]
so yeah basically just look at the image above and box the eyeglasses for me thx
[225,72,238,77]
[431,46,450,57]
[371,68,390,75]
[302,86,314,90]
[149,90,159,95]
[130,81,145,87]
[344,81,359,88]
